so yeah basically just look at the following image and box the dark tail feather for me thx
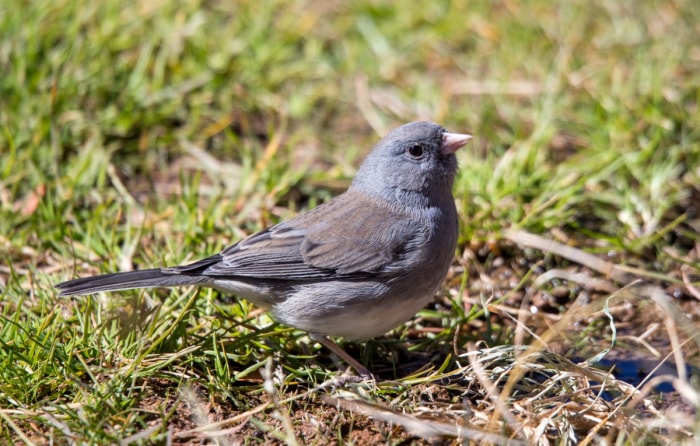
[56,268,209,296]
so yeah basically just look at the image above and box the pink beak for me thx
[442,132,472,154]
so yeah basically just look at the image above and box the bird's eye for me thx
[407,143,424,159]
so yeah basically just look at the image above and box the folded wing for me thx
[168,192,417,281]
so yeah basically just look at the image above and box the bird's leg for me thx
[312,334,373,378]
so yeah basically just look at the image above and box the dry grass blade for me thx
[321,394,526,445]
[459,345,647,445]
[506,230,632,283]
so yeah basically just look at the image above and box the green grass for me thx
[2,0,699,444]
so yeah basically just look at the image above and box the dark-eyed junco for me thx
[57,121,472,376]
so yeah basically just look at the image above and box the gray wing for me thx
[170,192,418,280]
[298,194,420,274]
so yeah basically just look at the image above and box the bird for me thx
[57,121,472,376]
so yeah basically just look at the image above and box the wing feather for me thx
[171,192,418,281]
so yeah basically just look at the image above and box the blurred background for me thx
[2,0,698,246]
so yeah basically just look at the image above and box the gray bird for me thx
[57,121,472,376]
